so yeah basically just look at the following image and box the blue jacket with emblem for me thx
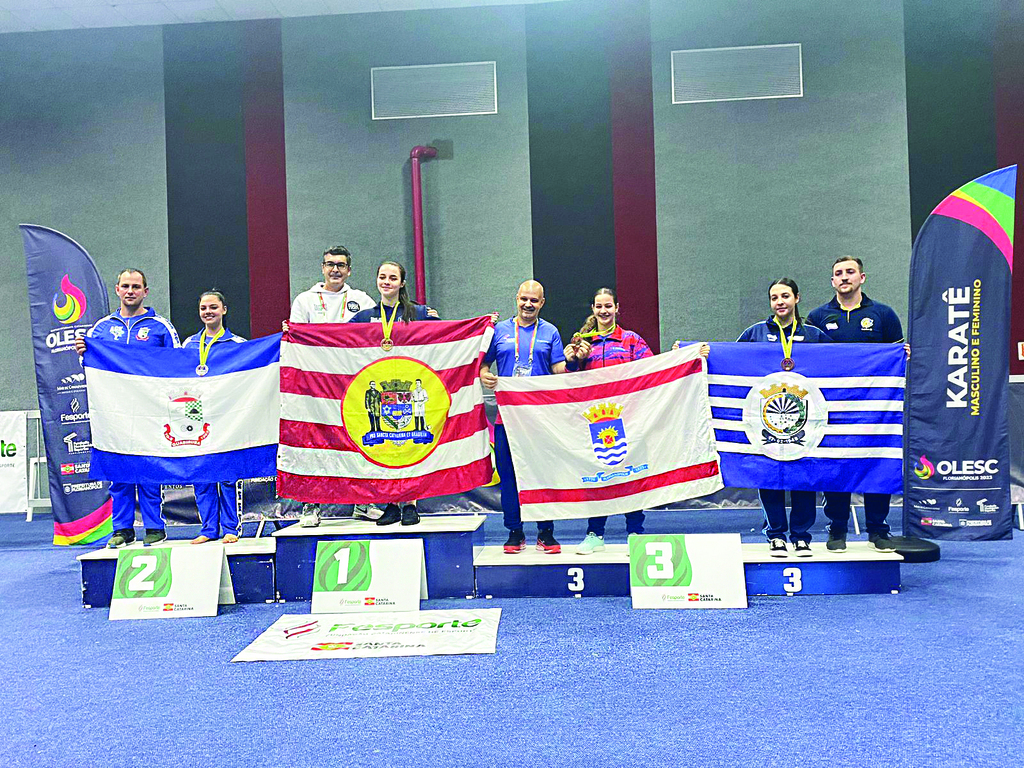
[86,307,180,348]
[182,328,247,348]
[736,318,832,344]
[806,295,903,343]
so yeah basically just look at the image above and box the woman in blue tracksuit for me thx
[736,278,830,557]
[182,290,245,544]
[350,261,439,527]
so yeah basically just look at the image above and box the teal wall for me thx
[651,0,912,347]
[0,27,169,411]
[281,5,533,322]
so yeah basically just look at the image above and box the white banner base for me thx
[232,608,502,661]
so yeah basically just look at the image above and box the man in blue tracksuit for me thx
[807,256,904,553]
[76,268,180,548]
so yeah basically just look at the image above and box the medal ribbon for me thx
[380,303,399,346]
[773,317,797,361]
[198,328,224,369]
[577,322,616,339]
[515,320,539,370]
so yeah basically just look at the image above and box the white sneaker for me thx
[353,504,383,521]
[299,503,321,528]
[576,532,605,555]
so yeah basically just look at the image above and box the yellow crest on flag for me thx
[341,357,451,468]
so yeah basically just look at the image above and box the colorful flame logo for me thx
[52,274,87,325]
[913,455,935,480]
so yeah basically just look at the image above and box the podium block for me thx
[77,538,276,608]
[273,515,485,601]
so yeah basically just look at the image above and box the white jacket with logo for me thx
[289,283,376,324]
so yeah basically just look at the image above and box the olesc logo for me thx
[52,274,87,325]
[913,455,934,480]
[583,402,628,466]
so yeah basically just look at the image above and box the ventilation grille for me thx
[671,44,803,104]
[371,61,497,120]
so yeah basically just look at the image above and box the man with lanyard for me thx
[480,280,567,554]
[807,256,906,553]
[287,245,377,527]
[74,268,179,548]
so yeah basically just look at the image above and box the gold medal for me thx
[381,338,393,352]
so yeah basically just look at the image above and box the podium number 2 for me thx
[128,556,158,593]
[333,547,352,586]
[646,542,674,580]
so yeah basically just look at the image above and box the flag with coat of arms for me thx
[83,336,281,484]
[494,343,724,521]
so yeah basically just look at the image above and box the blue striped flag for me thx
[708,343,905,493]
[83,336,281,484]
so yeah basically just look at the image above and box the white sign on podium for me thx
[629,533,747,609]
[310,539,426,614]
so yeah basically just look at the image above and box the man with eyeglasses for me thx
[288,246,377,527]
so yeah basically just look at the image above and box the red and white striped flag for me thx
[495,344,723,521]
[278,316,494,503]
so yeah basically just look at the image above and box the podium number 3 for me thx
[646,542,674,579]
[333,547,352,586]
[128,556,158,593]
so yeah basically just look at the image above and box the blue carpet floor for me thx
[1,511,1021,768]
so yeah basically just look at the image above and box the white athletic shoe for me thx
[352,503,383,521]
[576,532,606,555]
[299,503,321,528]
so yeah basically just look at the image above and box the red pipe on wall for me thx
[410,145,438,304]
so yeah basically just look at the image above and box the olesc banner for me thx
[0,411,28,515]
[904,165,1016,540]
[232,609,502,662]
[22,225,113,545]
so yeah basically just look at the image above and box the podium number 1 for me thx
[646,542,674,580]
[333,547,351,587]
[128,556,158,593]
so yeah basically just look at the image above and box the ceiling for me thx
[0,0,560,35]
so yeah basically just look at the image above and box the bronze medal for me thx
[781,357,794,371]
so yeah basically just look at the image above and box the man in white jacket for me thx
[289,245,377,324]
[289,245,378,526]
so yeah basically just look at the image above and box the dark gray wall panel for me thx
[651,0,912,348]
[0,27,169,411]
[282,6,532,322]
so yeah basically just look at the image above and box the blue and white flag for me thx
[84,336,281,484]
[708,343,906,493]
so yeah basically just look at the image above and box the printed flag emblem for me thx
[163,392,210,447]
[583,402,628,466]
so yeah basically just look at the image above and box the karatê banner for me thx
[904,166,1016,540]
[21,225,112,545]
[232,608,502,662]
[0,411,28,515]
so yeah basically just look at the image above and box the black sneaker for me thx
[401,505,420,526]
[869,533,897,552]
[375,504,401,526]
[503,530,526,554]
[143,529,167,545]
[793,540,813,557]
[769,538,788,557]
[826,533,847,552]
[536,530,561,554]
[107,529,136,549]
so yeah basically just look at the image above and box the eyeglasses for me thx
[323,261,349,270]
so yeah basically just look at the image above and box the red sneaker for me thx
[536,530,561,554]
[503,530,526,554]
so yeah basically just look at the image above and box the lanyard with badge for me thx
[195,328,224,376]
[317,289,346,318]
[513,321,538,377]
[773,318,796,371]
